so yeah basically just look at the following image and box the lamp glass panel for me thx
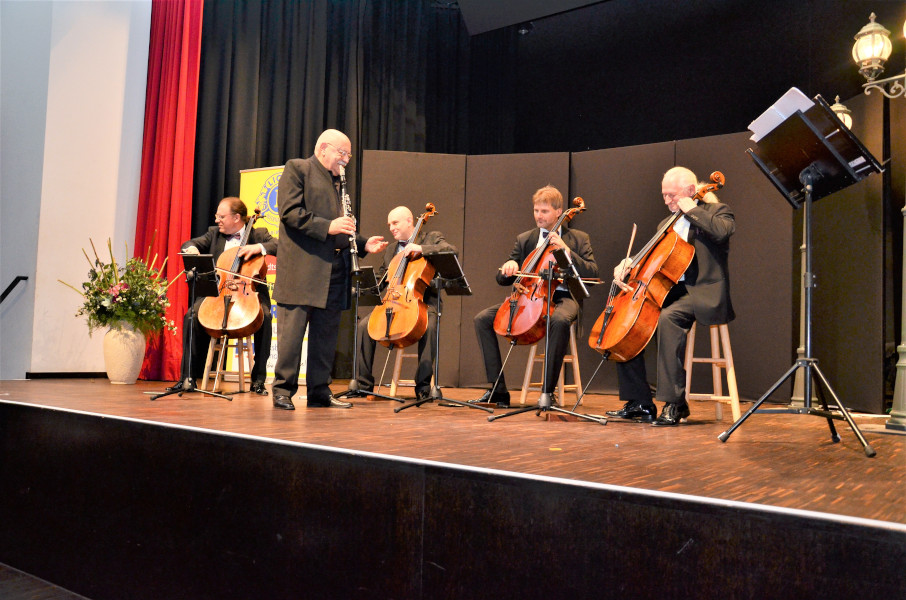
[852,32,892,64]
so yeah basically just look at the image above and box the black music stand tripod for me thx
[719,94,882,457]
[337,266,404,403]
[488,264,606,425]
[152,253,231,401]
[396,251,492,413]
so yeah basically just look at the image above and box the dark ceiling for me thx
[462,0,906,153]
[456,0,602,35]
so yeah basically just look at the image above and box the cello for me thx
[589,171,725,361]
[197,209,268,339]
[492,197,586,345]
[367,203,437,349]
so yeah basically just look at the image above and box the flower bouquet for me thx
[60,239,179,336]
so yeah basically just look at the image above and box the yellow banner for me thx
[233,165,307,383]
[239,165,283,238]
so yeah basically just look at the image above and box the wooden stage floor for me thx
[1,378,904,526]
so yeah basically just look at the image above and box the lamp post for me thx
[853,13,905,99]
[852,13,906,430]
[829,96,853,129]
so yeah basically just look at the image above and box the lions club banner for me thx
[231,165,307,381]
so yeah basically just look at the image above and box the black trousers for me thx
[616,284,696,405]
[180,295,272,384]
[354,304,438,394]
[474,292,578,394]
[271,256,346,403]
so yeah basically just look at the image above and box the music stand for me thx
[718,94,882,456]
[337,266,404,402]
[488,265,606,425]
[396,251,492,413]
[152,253,231,401]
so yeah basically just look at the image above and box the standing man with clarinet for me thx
[270,129,388,410]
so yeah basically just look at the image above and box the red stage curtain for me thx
[134,0,204,381]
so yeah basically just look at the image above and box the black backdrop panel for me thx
[676,132,794,402]
[458,153,570,391]
[893,93,906,379]
[360,151,466,390]
[807,93,885,414]
[571,142,676,394]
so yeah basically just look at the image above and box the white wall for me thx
[0,0,151,377]
[0,0,52,379]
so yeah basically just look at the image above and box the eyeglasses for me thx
[326,142,352,160]
[214,212,237,221]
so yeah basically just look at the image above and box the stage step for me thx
[0,563,91,600]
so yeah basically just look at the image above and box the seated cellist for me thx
[348,206,456,403]
[610,166,735,426]
[473,185,598,407]
[168,197,277,396]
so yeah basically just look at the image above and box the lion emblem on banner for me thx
[255,172,281,229]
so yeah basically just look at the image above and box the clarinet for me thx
[338,165,361,273]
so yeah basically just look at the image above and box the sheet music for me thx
[748,87,814,142]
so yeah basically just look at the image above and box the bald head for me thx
[662,166,718,205]
[314,129,349,154]
[387,206,415,242]
[662,166,697,189]
[314,129,352,175]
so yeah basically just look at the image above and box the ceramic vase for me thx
[103,323,146,384]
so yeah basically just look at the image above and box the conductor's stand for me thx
[719,90,882,456]
[396,250,492,413]
[152,253,231,401]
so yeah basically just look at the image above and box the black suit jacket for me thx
[183,225,278,261]
[273,156,368,309]
[495,226,599,308]
[376,230,455,303]
[181,225,277,304]
[666,201,735,325]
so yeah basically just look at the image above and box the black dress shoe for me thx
[308,395,352,408]
[652,402,691,426]
[166,380,187,392]
[250,382,268,396]
[416,389,434,403]
[606,401,658,422]
[273,394,295,410]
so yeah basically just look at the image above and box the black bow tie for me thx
[226,233,241,241]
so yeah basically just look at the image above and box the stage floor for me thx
[1,378,903,526]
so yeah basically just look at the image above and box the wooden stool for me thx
[519,323,582,406]
[388,347,433,396]
[201,335,254,393]
[684,323,740,421]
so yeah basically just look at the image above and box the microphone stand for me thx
[152,255,231,401]
[488,266,605,424]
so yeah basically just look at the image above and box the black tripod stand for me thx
[396,251,492,413]
[336,266,404,403]
[152,254,231,401]
[488,265,606,424]
[719,93,882,457]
